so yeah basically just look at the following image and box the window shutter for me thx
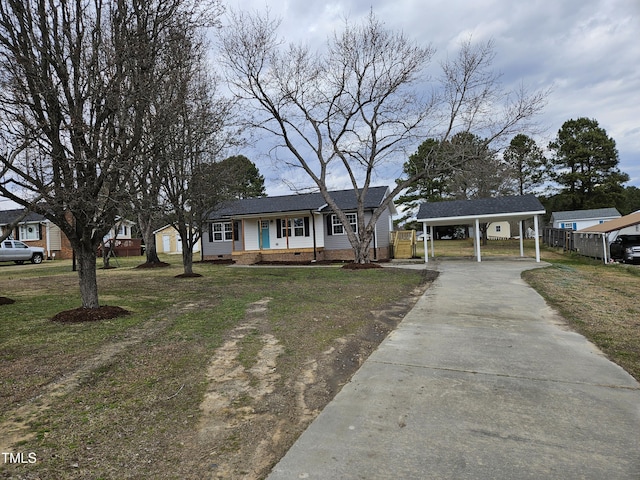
[276,219,282,238]
[38,224,42,240]
[326,215,332,236]
[304,217,310,237]
[15,227,20,240]
[208,223,213,243]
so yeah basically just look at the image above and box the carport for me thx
[416,195,546,263]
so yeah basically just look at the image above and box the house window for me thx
[280,219,292,238]
[118,225,128,236]
[19,224,40,240]
[495,225,501,233]
[277,217,309,238]
[212,222,232,241]
[293,218,305,237]
[332,213,357,235]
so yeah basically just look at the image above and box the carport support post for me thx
[519,221,524,257]
[422,221,428,263]
[534,215,541,262]
[475,218,481,262]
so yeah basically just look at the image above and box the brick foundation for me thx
[202,246,391,265]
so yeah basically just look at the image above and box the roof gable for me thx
[208,186,392,219]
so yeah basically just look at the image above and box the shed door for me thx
[162,235,170,252]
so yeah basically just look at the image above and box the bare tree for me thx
[0,0,195,308]
[219,11,548,263]
[154,20,236,276]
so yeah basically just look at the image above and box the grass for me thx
[0,255,426,479]
[522,256,640,381]
[2,245,638,477]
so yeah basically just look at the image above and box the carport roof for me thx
[578,211,640,233]
[416,195,545,226]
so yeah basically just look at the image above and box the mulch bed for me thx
[51,305,130,323]
[174,273,203,278]
[135,261,171,269]
[0,296,16,305]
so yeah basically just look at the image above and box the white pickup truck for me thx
[0,239,45,264]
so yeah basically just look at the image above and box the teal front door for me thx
[260,220,270,249]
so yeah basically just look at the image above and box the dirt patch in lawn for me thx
[185,274,436,479]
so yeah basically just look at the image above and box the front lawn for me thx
[0,256,429,479]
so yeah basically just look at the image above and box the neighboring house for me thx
[0,208,73,260]
[153,225,201,255]
[1,208,136,260]
[550,208,621,230]
[202,186,396,264]
[104,217,135,241]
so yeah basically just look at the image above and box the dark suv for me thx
[610,235,640,264]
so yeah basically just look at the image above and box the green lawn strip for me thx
[523,260,640,381]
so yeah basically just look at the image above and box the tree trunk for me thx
[352,231,374,264]
[138,213,161,264]
[77,243,99,309]
[181,244,193,275]
[145,242,161,264]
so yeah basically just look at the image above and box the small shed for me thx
[153,224,200,254]
[416,195,546,262]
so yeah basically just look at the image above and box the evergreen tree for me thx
[503,134,547,195]
[548,118,629,210]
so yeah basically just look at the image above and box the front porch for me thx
[231,247,323,265]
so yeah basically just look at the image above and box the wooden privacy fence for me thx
[542,228,574,251]
[572,232,609,263]
[543,228,610,263]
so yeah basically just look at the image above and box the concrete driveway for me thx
[268,259,640,479]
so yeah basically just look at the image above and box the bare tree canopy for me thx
[218,10,548,263]
[0,0,219,308]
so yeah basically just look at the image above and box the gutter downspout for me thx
[372,210,377,260]
[45,221,51,259]
[310,210,317,262]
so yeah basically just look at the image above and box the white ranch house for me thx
[202,187,395,264]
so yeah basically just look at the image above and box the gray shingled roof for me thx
[550,208,620,222]
[417,195,545,225]
[0,208,46,225]
[208,186,391,219]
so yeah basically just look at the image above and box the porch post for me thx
[475,218,481,262]
[519,220,524,257]
[431,225,435,259]
[534,215,541,262]
[422,221,428,263]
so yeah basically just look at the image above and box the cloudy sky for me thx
[224,0,640,195]
[1,0,637,210]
